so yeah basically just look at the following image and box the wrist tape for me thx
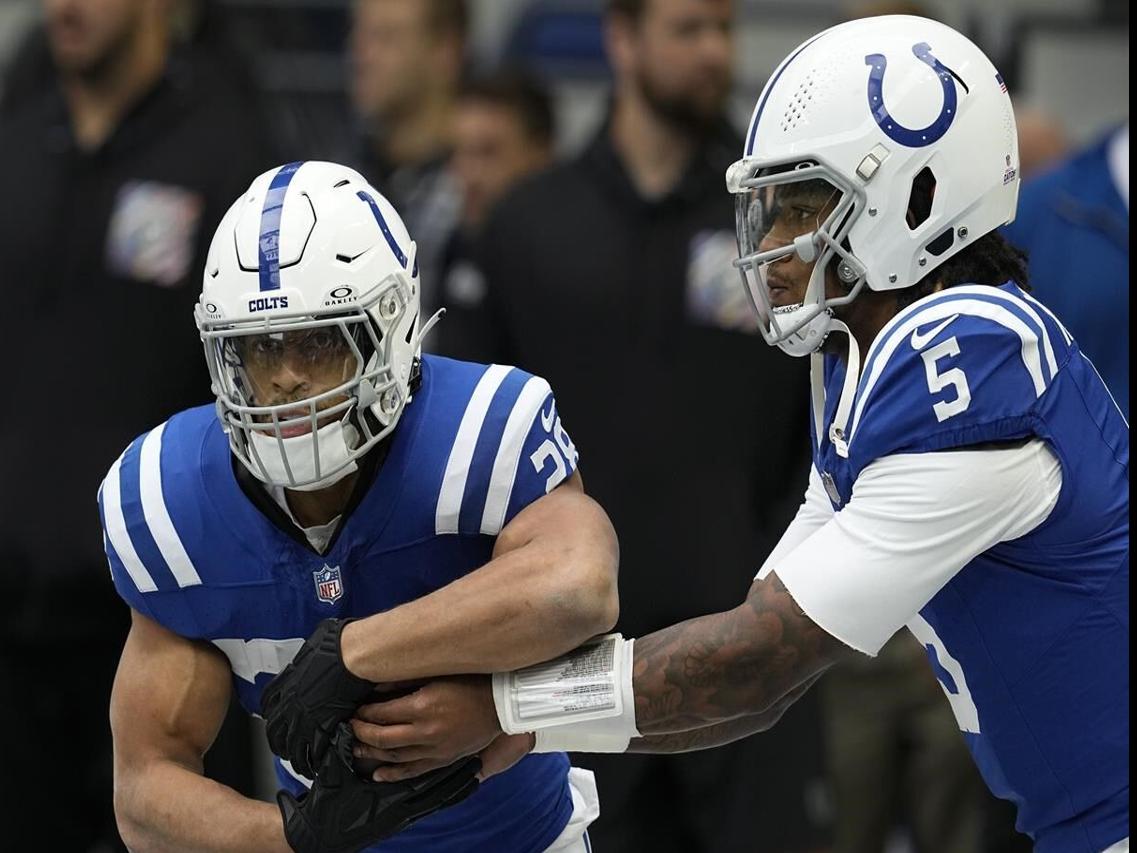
[492,634,639,753]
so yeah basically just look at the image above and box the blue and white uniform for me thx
[99,355,586,852]
[759,283,1129,853]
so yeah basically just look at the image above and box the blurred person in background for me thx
[348,0,467,316]
[1004,120,1128,418]
[0,0,275,848]
[438,68,556,349]
[1014,105,1070,180]
[439,1,817,850]
[818,635,992,853]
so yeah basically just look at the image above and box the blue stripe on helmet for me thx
[745,33,825,156]
[257,161,304,291]
[356,190,409,269]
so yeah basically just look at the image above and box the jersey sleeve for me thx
[486,381,579,534]
[433,364,580,538]
[768,440,1061,655]
[846,286,1070,461]
[756,464,834,581]
[98,433,161,618]
[96,419,206,633]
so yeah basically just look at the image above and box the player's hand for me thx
[350,676,500,781]
[476,733,536,782]
[278,722,481,853]
[262,619,377,778]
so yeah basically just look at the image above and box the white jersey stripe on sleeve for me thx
[947,286,1059,379]
[1013,289,1125,423]
[140,423,202,588]
[480,377,553,535]
[850,299,1048,443]
[436,364,513,535]
[1019,289,1074,345]
[101,532,113,580]
[102,448,158,593]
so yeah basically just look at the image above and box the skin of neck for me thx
[284,471,360,529]
[62,16,169,151]
[609,80,696,199]
[829,280,946,366]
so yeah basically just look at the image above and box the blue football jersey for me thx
[812,283,1128,853]
[98,355,582,853]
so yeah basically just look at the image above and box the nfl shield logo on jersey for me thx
[313,565,344,604]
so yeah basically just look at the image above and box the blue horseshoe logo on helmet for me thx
[865,43,961,147]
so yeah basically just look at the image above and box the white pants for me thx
[1102,838,1129,853]
[544,768,600,852]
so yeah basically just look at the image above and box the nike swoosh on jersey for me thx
[910,314,960,350]
[540,399,556,432]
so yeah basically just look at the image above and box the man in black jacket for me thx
[0,1,276,848]
[439,1,818,850]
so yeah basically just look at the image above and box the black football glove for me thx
[262,618,377,778]
[277,723,482,853]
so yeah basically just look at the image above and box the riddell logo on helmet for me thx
[248,296,289,312]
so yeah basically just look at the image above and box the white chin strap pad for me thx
[248,421,359,491]
[774,305,833,357]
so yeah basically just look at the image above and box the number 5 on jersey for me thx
[920,336,972,422]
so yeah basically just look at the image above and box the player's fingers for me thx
[350,720,421,750]
[371,757,446,782]
[355,696,418,725]
[353,742,406,763]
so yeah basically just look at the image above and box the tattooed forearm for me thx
[629,715,772,753]
[629,672,824,753]
[632,576,846,735]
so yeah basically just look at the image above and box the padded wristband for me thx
[492,634,639,753]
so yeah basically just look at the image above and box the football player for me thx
[102,161,616,852]
[351,16,1129,853]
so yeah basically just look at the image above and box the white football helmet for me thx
[197,161,431,490]
[728,15,1020,356]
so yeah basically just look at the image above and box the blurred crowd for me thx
[0,1,1127,851]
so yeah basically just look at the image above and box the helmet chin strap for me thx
[809,318,861,459]
[248,421,361,491]
[775,304,833,357]
[771,239,834,357]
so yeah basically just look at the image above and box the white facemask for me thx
[248,421,360,491]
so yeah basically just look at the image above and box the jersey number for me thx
[906,615,980,733]
[921,337,972,422]
[530,400,578,493]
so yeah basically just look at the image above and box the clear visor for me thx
[210,316,376,427]
[731,162,866,347]
[735,176,842,257]
[201,307,399,486]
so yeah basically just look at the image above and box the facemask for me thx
[248,421,360,491]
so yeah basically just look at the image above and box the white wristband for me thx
[492,634,640,753]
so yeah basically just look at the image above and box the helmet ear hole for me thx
[926,227,955,257]
[906,167,937,230]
